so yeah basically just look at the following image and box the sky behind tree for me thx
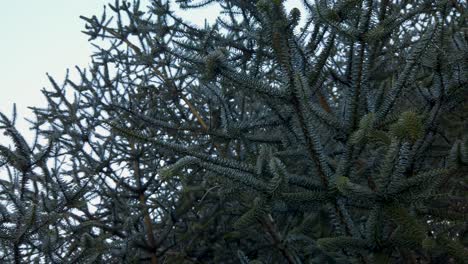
[0,0,302,144]
[0,1,103,115]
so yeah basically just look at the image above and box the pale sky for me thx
[0,1,108,141]
[0,0,303,145]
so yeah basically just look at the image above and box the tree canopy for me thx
[0,0,467,263]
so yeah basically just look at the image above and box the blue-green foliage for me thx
[0,0,466,263]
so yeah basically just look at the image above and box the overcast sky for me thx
[0,1,105,141]
[0,0,303,145]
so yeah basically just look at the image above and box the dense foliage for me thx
[0,0,467,263]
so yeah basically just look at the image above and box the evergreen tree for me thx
[0,0,466,263]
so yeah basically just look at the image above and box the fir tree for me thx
[0,0,466,263]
